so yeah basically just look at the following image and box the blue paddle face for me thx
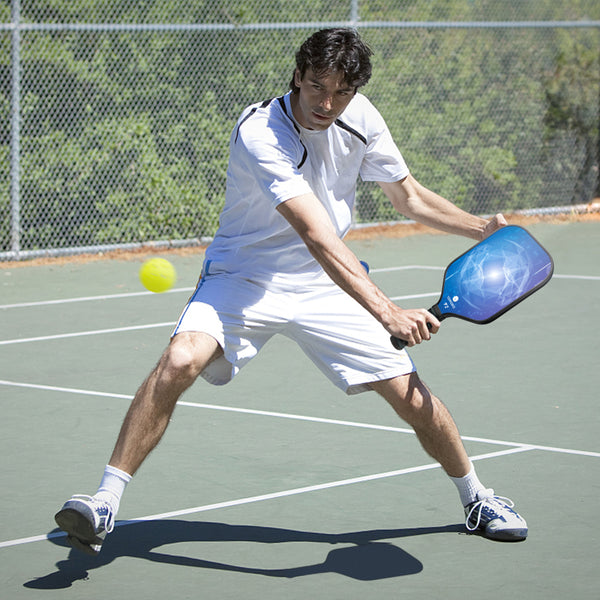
[437,226,554,323]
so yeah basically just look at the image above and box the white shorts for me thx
[173,272,415,395]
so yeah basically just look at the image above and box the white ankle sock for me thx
[449,463,486,507]
[95,465,132,514]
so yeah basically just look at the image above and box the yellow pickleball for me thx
[139,258,177,293]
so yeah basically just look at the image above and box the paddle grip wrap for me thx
[390,335,410,351]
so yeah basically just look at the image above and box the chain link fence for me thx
[1,1,599,260]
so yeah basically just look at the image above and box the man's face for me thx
[290,68,356,130]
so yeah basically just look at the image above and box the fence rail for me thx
[3,20,600,31]
[2,1,599,260]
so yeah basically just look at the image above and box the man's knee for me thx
[370,372,435,423]
[161,332,222,384]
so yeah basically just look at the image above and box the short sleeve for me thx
[234,115,313,206]
[358,99,410,183]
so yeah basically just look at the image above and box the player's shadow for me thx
[24,520,464,589]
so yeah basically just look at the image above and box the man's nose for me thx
[320,94,333,111]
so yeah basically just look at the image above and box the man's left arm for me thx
[378,175,506,240]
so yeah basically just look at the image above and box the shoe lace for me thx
[465,488,515,532]
[71,494,115,533]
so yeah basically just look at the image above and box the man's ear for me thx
[294,68,302,88]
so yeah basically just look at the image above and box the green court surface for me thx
[1,221,599,599]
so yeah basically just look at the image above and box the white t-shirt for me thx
[203,91,409,287]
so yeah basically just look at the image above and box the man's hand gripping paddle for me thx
[391,225,554,350]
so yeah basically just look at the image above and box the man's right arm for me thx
[276,193,439,347]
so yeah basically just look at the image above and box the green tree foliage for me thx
[1,0,598,254]
[543,29,600,200]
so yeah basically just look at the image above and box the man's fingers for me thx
[393,308,440,346]
[425,312,440,334]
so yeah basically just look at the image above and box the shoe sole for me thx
[484,527,528,542]
[54,508,101,556]
[66,534,101,556]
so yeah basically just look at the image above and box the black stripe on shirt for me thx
[234,98,273,143]
[334,119,367,145]
[277,96,308,169]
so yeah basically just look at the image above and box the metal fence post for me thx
[351,0,359,25]
[10,0,21,258]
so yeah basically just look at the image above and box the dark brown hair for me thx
[290,28,373,93]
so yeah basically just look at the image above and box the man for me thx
[55,28,527,556]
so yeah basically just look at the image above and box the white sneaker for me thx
[465,488,528,541]
[54,494,115,555]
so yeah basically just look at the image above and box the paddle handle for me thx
[390,306,443,350]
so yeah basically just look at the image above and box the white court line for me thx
[0,268,596,311]
[0,292,438,346]
[0,287,194,310]
[178,399,600,458]
[0,267,434,310]
[0,269,425,310]
[0,446,532,550]
[390,292,439,301]
[372,265,444,273]
[0,379,134,400]
[552,274,600,281]
[0,322,175,346]
[1,379,598,458]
